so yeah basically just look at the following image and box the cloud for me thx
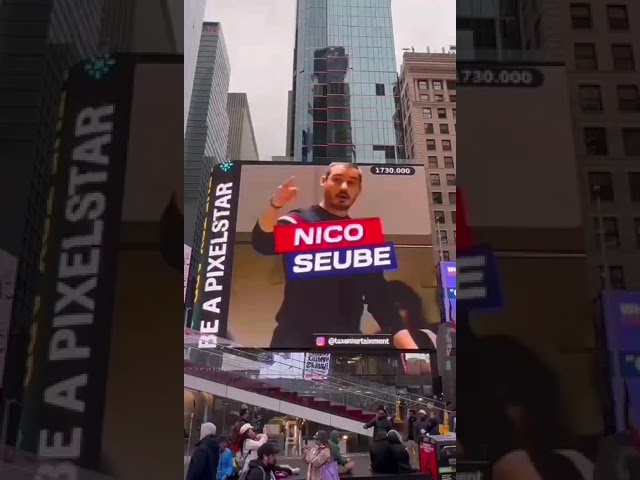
[204,0,455,160]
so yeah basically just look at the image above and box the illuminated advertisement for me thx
[438,261,456,323]
[192,161,443,350]
[303,353,331,380]
[184,244,191,301]
[603,290,640,432]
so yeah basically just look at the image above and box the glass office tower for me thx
[287,0,405,163]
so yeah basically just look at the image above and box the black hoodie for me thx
[245,459,276,480]
[370,432,396,474]
[186,434,220,480]
[387,431,416,473]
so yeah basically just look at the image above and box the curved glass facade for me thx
[292,0,405,163]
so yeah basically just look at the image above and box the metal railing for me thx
[184,329,450,415]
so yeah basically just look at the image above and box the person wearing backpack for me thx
[245,444,280,480]
[302,431,333,480]
[238,423,269,478]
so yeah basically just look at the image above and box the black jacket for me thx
[364,416,394,438]
[414,417,430,440]
[370,438,396,474]
[186,434,220,480]
[387,433,416,473]
[245,459,276,480]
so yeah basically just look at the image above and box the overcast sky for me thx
[204,0,455,160]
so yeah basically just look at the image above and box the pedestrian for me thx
[186,422,220,480]
[217,436,235,480]
[238,424,269,477]
[231,408,251,453]
[329,430,355,475]
[363,406,394,438]
[302,431,332,480]
[404,409,419,467]
[244,443,280,480]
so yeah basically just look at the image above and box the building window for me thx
[629,173,640,202]
[607,4,629,30]
[452,108,456,118]
[578,85,603,112]
[600,265,625,289]
[418,80,428,90]
[430,174,441,186]
[442,140,452,151]
[428,156,439,168]
[446,80,456,91]
[623,128,640,156]
[617,85,640,112]
[437,108,447,119]
[449,94,456,103]
[451,211,457,224]
[634,218,640,248]
[446,173,456,186]
[423,107,432,118]
[570,3,592,29]
[442,250,450,261]
[584,127,608,155]
[440,124,450,134]
[612,44,635,71]
[444,156,454,168]
[588,171,614,201]
[433,80,443,90]
[375,84,386,96]
[432,192,443,204]
[420,93,430,101]
[593,217,620,249]
[448,192,456,205]
[574,43,598,70]
[437,230,448,244]
[425,123,434,134]
[435,94,444,102]
[426,139,437,151]
[434,210,446,223]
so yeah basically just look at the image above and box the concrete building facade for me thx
[184,0,208,135]
[400,52,457,262]
[184,21,230,253]
[227,93,260,160]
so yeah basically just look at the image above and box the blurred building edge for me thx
[227,93,260,161]
[399,52,457,263]
[184,21,231,310]
[0,0,105,454]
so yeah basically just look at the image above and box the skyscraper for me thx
[287,0,405,163]
[227,93,260,160]
[184,22,230,304]
[400,52,457,262]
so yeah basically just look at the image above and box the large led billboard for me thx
[438,261,456,324]
[192,161,443,350]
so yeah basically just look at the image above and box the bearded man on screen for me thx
[251,162,418,350]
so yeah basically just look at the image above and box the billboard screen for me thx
[603,290,640,432]
[438,261,456,323]
[192,161,443,350]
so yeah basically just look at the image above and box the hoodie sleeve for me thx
[251,211,301,255]
[245,434,269,450]
[220,449,235,479]
[363,417,377,429]
[185,447,208,480]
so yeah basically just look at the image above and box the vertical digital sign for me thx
[438,261,456,324]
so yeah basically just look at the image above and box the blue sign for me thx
[284,243,398,280]
[603,291,640,432]
[439,261,456,323]
[619,353,640,379]
[457,246,502,310]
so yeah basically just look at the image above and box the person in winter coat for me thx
[245,443,280,480]
[363,406,394,438]
[387,430,416,473]
[404,409,419,467]
[302,431,332,480]
[239,424,269,476]
[370,431,396,473]
[329,430,355,474]
[216,436,235,480]
[413,410,430,442]
[231,408,251,453]
[186,422,220,480]
[427,411,441,435]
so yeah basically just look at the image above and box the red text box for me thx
[274,217,385,254]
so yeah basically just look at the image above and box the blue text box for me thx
[284,243,398,280]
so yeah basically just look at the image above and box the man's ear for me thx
[320,175,327,186]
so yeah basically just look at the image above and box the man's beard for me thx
[328,194,351,211]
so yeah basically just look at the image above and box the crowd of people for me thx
[186,405,456,480]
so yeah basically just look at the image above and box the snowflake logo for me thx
[84,55,116,80]
[220,161,234,172]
